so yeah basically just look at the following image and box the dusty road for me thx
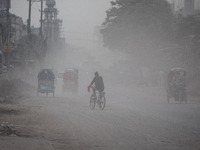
[0,85,200,150]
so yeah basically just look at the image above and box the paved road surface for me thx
[0,85,200,150]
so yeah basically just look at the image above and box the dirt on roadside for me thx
[0,77,73,150]
[0,97,56,150]
[0,78,33,103]
[0,78,53,150]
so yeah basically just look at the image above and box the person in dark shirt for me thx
[90,72,104,95]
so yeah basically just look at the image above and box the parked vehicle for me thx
[167,67,187,103]
[37,69,55,97]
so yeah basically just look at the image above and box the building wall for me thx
[11,16,25,42]
[184,0,194,16]
[195,0,200,9]
[169,0,200,16]
[0,13,26,49]
[169,0,184,11]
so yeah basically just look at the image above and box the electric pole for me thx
[39,0,43,40]
[27,0,32,60]
[28,0,31,36]
[5,0,10,70]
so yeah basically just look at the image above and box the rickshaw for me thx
[167,67,187,103]
[62,68,78,94]
[37,69,55,97]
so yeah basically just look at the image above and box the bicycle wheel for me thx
[98,95,106,110]
[90,95,96,110]
[182,89,187,104]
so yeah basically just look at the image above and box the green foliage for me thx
[101,0,174,51]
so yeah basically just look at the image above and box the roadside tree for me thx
[101,0,174,52]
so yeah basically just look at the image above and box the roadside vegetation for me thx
[101,0,200,95]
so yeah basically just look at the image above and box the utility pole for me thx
[5,0,10,70]
[27,0,32,60]
[28,0,31,36]
[0,9,4,70]
[39,0,43,40]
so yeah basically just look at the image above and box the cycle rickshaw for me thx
[167,67,187,103]
[37,69,55,97]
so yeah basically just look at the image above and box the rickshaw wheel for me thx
[183,92,187,104]
[179,89,187,104]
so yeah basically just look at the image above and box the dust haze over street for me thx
[1,0,200,150]
[1,83,200,150]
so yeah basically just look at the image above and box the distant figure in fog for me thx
[89,72,104,96]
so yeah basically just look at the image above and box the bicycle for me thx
[89,85,106,110]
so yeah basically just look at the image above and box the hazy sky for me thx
[10,0,111,44]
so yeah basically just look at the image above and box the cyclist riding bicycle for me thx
[89,72,104,97]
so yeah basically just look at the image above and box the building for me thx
[11,15,26,43]
[0,12,26,45]
[43,0,62,43]
[184,0,195,16]
[0,0,11,10]
[0,11,27,68]
[169,0,200,16]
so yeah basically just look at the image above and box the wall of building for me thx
[195,0,200,10]
[184,0,195,16]
[169,0,200,16]
[11,16,25,42]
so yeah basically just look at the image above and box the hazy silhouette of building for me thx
[184,0,194,16]
[169,0,200,16]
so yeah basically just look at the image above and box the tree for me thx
[101,0,174,53]
[174,14,200,72]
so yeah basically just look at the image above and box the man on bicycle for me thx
[89,72,104,96]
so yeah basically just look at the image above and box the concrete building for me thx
[169,0,200,16]
[43,0,62,42]
[11,15,26,42]
[0,13,26,43]
[0,12,26,69]
[184,0,195,16]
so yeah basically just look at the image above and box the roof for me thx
[170,67,186,72]
[38,69,55,80]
